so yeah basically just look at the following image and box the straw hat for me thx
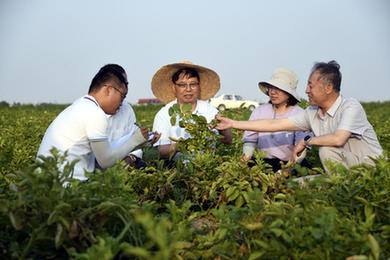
[258,68,300,102]
[151,60,220,104]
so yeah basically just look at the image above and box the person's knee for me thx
[319,146,345,166]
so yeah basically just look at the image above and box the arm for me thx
[291,130,352,163]
[158,143,178,159]
[306,129,352,147]
[215,115,301,132]
[242,142,256,161]
[91,128,147,169]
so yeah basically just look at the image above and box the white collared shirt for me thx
[37,95,109,180]
[152,100,218,146]
[289,95,383,157]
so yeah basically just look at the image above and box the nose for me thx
[184,86,193,91]
[305,85,310,93]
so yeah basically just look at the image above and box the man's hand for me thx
[215,115,234,130]
[139,127,160,145]
[140,127,149,140]
[148,131,161,145]
[291,140,306,164]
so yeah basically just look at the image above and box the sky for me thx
[0,0,389,105]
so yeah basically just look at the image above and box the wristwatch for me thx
[304,135,312,150]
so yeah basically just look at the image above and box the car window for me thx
[225,95,233,100]
[235,95,243,100]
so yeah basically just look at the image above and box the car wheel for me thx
[218,104,226,111]
[248,105,255,111]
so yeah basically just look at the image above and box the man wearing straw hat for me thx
[216,61,383,171]
[151,61,232,159]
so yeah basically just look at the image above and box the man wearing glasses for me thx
[37,64,156,181]
[151,61,232,159]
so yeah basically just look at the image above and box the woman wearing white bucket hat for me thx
[242,68,311,172]
[152,60,232,159]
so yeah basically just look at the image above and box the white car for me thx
[209,94,259,111]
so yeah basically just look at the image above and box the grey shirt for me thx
[289,95,383,158]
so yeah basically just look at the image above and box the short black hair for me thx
[88,64,127,93]
[99,64,126,75]
[171,68,200,84]
[311,60,342,92]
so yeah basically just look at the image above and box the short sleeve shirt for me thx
[106,102,137,141]
[289,95,383,158]
[106,102,142,158]
[152,100,218,146]
[242,103,309,161]
[37,95,108,180]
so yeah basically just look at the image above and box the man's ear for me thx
[325,83,334,94]
[103,85,111,96]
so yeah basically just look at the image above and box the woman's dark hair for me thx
[311,60,342,92]
[88,64,127,93]
[268,95,298,106]
[172,68,200,83]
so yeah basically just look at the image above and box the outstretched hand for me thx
[215,114,234,130]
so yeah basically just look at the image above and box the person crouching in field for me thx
[151,60,232,161]
[101,64,154,169]
[37,64,159,181]
[216,61,383,172]
[242,68,311,172]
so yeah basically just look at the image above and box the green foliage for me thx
[0,102,390,258]
[168,103,221,155]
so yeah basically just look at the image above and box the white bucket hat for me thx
[258,68,300,102]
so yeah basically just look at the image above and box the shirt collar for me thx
[326,95,342,117]
[83,95,99,107]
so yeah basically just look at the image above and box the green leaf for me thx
[249,251,265,260]
[274,193,287,200]
[235,195,244,207]
[168,107,175,116]
[170,116,176,126]
[367,234,380,260]
[121,246,151,258]
[9,212,22,230]
[242,222,263,231]
[181,103,192,113]
[55,223,64,249]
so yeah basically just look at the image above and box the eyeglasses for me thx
[175,82,200,89]
[106,85,127,100]
[267,86,281,94]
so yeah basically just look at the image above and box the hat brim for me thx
[258,81,300,102]
[152,62,220,104]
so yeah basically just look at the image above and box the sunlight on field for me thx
[0,102,389,258]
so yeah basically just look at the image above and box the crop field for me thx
[0,101,389,259]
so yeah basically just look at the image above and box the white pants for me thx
[319,138,376,172]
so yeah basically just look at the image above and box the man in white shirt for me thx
[37,65,154,180]
[100,64,146,167]
[151,61,232,159]
[216,61,383,170]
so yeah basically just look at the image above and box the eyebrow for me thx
[176,80,199,83]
